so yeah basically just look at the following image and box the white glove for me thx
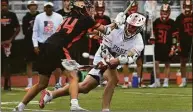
[114,12,126,27]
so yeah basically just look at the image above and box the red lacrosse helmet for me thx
[160,4,171,22]
[183,0,193,16]
[95,0,105,16]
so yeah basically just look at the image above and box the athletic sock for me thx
[28,78,32,86]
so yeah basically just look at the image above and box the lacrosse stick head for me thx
[125,0,138,15]
[144,1,157,19]
[61,59,80,71]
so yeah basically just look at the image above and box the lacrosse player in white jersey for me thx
[39,12,146,112]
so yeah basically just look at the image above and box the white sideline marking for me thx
[6,93,17,96]
[1,107,52,111]
[124,91,192,97]
[1,101,54,105]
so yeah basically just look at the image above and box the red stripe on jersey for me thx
[67,31,87,49]
[63,48,71,60]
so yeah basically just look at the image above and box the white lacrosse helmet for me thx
[124,13,146,40]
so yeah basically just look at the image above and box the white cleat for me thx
[179,82,187,88]
[140,84,147,88]
[13,106,23,112]
[25,85,32,91]
[162,83,169,88]
[70,105,88,111]
[148,82,161,88]
[121,84,129,89]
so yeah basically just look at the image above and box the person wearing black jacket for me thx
[1,0,20,91]
[22,1,39,91]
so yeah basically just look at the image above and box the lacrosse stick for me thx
[144,1,157,84]
[123,0,137,15]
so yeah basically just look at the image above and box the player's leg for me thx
[39,73,99,108]
[179,56,187,87]
[102,69,118,111]
[25,62,33,91]
[162,62,170,87]
[122,64,130,88]
[13,43,60,111]
[179,42,190,87]
[53,68,62,90]
[14,74,50,111]
[136,57,146,87]
[149,61,161,88]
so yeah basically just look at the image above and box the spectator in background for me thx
[22,1,40,91]
[32,2,63,90]
[148,4,176,88]
[57,0,71,18]
[175,0,193,87]
[1,0,20,91]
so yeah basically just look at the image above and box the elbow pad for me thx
[104,25,112,35]
[100,44,110,58]
[118,53,139,65]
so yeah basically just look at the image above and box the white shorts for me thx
[88,48,104,82]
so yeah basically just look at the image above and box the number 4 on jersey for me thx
[56,17,78,34]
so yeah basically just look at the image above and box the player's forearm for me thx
[32,31,39,47]
[10,26,20,41]
[96,23,116,35]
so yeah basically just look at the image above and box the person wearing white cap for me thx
[31,2,63,90]
[22,0,39,91]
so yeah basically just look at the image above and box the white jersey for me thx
[102,28,144,57]
[88,28,144,80]
[32,12,63,47]
[93,28,144,65]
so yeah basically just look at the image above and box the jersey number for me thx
[56,17,78,34]
[158,30,167,44]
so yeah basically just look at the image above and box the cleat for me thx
[39,89,49,109]
[13,106,21,111]
[24,86,32,91]
[121,84,129,89]
[179,82,187,87]
[148,82,161,88]
[140,84,146,88]
[70,105,88,111]
[162,83,169,88]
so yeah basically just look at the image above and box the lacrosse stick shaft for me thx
[123,0,136,15]
[144,1,157,83]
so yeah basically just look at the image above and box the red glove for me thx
[106,58,119,69]
[96,61,108,72]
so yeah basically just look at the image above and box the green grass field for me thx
[1,85,192,112]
